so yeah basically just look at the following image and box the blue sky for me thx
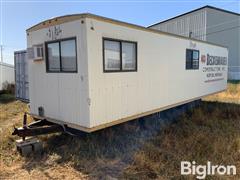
[0,0,239,64]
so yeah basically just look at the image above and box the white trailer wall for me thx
[85,17,228,129]
[27,19,90,128]
[0,62,15,90]
[14,50,29,101]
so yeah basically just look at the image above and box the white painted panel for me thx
[86,17,227,128]
[27,19,90,128]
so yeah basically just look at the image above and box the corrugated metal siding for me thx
[150,9,207,41]
[14,50,29,101]
[206,8,240,80]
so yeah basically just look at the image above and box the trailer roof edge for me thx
[0,62,14,68]
[26,13,228,48]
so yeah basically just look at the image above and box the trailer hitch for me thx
[12,113,64,140]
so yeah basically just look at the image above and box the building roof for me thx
[0,62,14,68]
[148,5,240,28]
[14,50,27,54]
[26,13,227,48]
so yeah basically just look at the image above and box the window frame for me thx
[45,37,78,73]
[103,37,137,73]
[185,49,199,70]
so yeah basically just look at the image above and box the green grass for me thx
[0,94,15,104]
[228,80,240,84]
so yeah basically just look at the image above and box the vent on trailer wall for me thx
[27,44,44,61]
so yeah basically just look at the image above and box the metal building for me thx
[14,50,29,101]
[0,62,15,90]
[149,6,240,80]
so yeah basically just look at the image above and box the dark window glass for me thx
[104,40,121,71]
[46,38,77,72]
[103,38,137,72]
[186,49,192,69]
[186,49,199,70]
[61,39,77,72]
[47,42,60,72]
[122,42,136,70]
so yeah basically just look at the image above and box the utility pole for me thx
[0,45,3,62]
[0,45,2,88]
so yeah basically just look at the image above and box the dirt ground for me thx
[0,82,239,179]
[0,99,167,179]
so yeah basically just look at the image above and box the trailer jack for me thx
[12,113,64,156]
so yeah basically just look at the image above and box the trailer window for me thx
[103,38,137,72]
[47,42,60,72]
[104,40,121,71]
[122,42,137,70]
[61,39,77,72]
[186,49,199,70]
[192,50,199,69]
[46,37,77,73]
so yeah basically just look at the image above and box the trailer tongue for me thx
[12,113,64,140]
[12,113,65,156]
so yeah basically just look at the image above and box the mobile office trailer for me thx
[26,13,228,133]
[14,50,29,101]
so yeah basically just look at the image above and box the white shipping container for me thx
[14,50,29,101]
[27,13,228,133]
[0,62,15,90]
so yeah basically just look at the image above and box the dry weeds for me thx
[123,102,240,179]
[204,81,240,104]
[0,82,239,179]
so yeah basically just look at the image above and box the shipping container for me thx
[26,13,228,133]
[14,50,29,101]
[0,62,14,90]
